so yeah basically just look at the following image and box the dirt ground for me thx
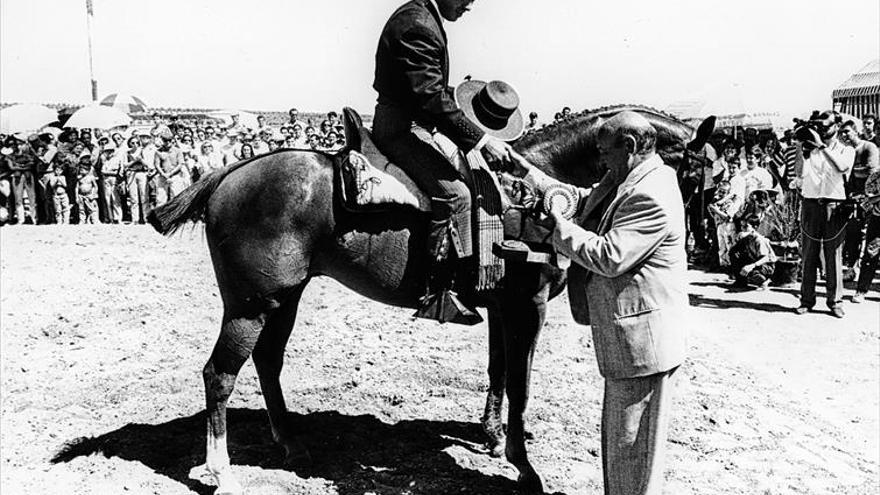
[1,225,878,495]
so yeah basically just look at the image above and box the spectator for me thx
[239,143,255,160]
[221,131,241,165]
[153,131,185,206]
[553,112,563,123]
[287,108,306,130]
[256,114,269,133]
[319,119,332,137]
[124,136,149,224]
[46,161,70,224]
[853,161,880,303]
[525,111,540,132]
[76,154,99,224]
[33,133,58,224]
[7,135,37,224]
[561,106,572,120]
[327,111,340,128]
[98,142,124,223]
[729,214,777,290]
[730,145,775,202]
[707,180,741,267]
[796,112,854,317]
[839,119,880,279]
[760,134,788,190]
[253,130,271,154]
[290,124,308,148]
[307,133,321,150]
[862,113,879,148]
[196,141,224,177]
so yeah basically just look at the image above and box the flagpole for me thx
[85,0,98,101]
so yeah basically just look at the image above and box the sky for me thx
[1,0,878,122]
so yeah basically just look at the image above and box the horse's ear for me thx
[342,107,363,152]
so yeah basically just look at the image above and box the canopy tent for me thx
[832,59,879,119]
[666,83,786,132]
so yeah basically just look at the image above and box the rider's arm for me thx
[396,25,485,152]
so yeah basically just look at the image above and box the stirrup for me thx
[414,289,483,325]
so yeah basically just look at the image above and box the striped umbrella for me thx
[99,93,148,114]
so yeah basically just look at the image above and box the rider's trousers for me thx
[371,104,472,259]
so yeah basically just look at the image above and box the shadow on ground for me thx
[51,408,528,495]
[688,293,796,313]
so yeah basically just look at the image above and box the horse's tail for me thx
[147,159,252,236]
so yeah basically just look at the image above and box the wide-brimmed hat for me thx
[456,80,524,141]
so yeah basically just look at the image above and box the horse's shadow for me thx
[51,408,524,495]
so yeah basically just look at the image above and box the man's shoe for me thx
[415,290,483,325]
[830,306,845,319]
[795,305,811,315]
[852,292,865,304]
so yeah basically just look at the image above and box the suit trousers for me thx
[372,104,472,258]
[602,366,678,495]
[800,198,847,308]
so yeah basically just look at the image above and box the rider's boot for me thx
[414,219,483,325]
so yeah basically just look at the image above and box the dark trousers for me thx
[800,198,848,308]
[857,214,880,293]
[372,104,472,258]
[844,208,867,268]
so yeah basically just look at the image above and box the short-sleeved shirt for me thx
[801,139,854,200]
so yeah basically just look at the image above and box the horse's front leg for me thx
[482,306,506,457]
[500,265,551,494]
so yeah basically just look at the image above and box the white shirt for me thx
[730,165,774,201]
[801,139,855,200]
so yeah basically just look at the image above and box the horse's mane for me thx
[513,103,693,186]
[516,103,687,148]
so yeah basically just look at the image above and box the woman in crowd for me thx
[239,143,255,160]
[124,136,149,224]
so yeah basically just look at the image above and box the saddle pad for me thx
[339,144,431,212]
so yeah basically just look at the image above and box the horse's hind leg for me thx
[204,310,268,495]
[252,282,310,466]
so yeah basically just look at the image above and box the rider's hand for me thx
[508,151,534,179]
[480,137,513,171]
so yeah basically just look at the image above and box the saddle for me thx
[337,108,431,212]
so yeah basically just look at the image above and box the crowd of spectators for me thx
[2,104,878,310]
[0,107,347,226]
[681,111,880,314]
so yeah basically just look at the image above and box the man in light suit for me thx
[512,111,689,495]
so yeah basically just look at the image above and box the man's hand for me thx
[480,137,513,171]
[739,264,753,277]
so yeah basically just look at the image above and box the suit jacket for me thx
[551,154,689,379]
[373,0,485,152]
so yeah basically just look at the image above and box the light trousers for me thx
[602,366,678,495]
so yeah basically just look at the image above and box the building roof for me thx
[833,59,880,99]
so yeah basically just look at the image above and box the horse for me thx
[148,104,701,494]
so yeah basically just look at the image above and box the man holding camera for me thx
[795,111,855,317]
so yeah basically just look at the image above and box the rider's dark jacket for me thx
[373,0,485,152]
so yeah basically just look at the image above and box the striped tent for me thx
[99,93,148,114]
[832,59,879,119]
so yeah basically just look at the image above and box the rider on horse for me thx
[373,0,521,323]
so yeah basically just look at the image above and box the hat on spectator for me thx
[455,80,524,141]
[159,129,174,140]
[102,141,117,151]
[79,151,92,159]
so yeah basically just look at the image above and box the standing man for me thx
[512,111,688,495]
[98,141,123,223]
[372,0,514,322]
[795,112,854,317]
[840,120,880,279]
[862,113,879,149]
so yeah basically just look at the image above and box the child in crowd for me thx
[76,155,99,224]
[729,214,777,289]
[707,180,740,267]
[46,162,70,224]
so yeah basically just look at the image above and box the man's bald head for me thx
[598,111,657,157]
[596,111,658,181]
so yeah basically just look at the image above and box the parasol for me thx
[0,104,58,134]
[100,93,148,114]
[65,105,132,130]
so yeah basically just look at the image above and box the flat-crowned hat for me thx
[456,80,524,141]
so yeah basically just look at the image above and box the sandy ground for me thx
[1,225,878,495]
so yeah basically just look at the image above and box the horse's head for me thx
[512,105,715,189]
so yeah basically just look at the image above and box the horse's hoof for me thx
[487,439,506,458]
[516,472,544,494]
